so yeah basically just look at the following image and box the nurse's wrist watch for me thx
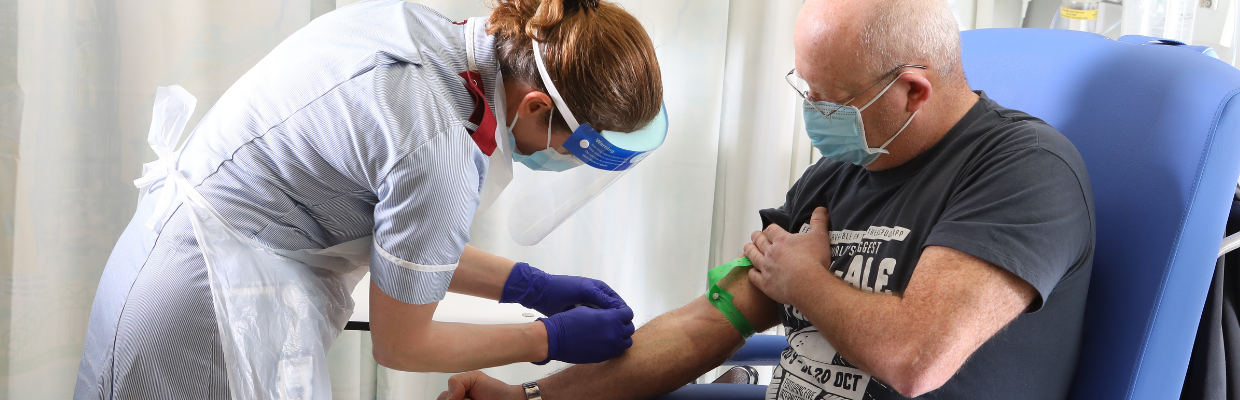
[521,381,542,400]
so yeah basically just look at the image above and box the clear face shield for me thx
[508,40,669,246]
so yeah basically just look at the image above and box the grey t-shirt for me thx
[759,92,1095,400]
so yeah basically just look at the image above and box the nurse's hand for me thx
[501,262,628,316]
[437,371,521,400]
[539,304,635,364]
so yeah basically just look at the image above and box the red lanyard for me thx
[458,70,498,156]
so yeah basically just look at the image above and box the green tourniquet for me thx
[706,257,757,338]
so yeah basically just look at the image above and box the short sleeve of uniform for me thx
[370,128,486,305]
[925,126,1092,312]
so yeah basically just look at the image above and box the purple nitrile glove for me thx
[500,262,628,316]
[536,304,636,365]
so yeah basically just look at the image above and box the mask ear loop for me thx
[546,111,554,149]
[874,110,919,151]
[858,71,913,112]
[859,71,918,155]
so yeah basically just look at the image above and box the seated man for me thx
[439,0,1095,399]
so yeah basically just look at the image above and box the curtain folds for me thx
[5,0,320,398]
[708,0,809,271]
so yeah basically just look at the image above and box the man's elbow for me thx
[884,355,958,398]
[888,371,951,398]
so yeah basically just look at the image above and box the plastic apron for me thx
[135,85,370,400]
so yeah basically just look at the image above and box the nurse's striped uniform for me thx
[74,1,498,398]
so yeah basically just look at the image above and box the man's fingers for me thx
[763,223,790,240]
[809,207,830,233]
[438,374,469,400]
[750,230,772,254]
[459,372,485,392]
[747,267,767,291]
[743,242,766,269]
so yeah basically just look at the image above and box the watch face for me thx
[522,382,541,400]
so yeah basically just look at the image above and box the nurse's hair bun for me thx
[491,0,598,41]
[488,0,662,134]
[563,0,600,10]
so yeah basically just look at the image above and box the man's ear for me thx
[902,72,933,114]
[518,91,555,121]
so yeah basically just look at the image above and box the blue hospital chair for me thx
[654,28,1240,400]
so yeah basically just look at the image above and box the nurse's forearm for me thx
[374,320,549,373]
[370,280,548,372]
[449,245,515,300]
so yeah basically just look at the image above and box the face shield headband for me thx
[530,40,668,170]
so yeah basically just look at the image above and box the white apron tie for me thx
[133,85,196,231]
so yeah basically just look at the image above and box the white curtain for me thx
[2,0,814,398]
[4,0,328,398]
[707,0,811,270]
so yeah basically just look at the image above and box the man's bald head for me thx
[793,0,979,172]
[861,0,964,82]
[795,0,965,91]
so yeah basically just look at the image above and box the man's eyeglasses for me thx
[785,64,928,120]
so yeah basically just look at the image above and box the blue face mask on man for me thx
[790,65,925,167]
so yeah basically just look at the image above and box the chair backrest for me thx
[959,28,1240,400]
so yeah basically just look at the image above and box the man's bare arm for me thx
[439,267,782,400]
[746,208,1037,397]
[776,246,1034,397]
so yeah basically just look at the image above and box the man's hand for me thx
[437,371,522,400]
[745,207,835,304]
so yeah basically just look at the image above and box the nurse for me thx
[74,0,667,398]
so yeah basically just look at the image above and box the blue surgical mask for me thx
[510,113,584,172]
[804,71,918,167]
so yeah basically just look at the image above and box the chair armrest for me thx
[647,383,768,400]
[722,334,787,366]
[646,331,785,399]
[1223,232,1240,257]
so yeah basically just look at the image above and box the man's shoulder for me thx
[968,101,1089,177]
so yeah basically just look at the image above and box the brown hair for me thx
[488,0,662,133]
